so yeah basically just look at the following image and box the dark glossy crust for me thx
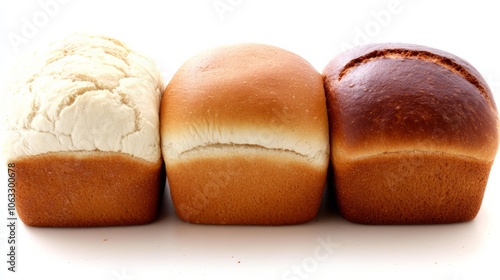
[324,43,498,160]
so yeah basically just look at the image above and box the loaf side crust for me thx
[334,152,492,224]
[13,152,164,227]
[167,149,327,225]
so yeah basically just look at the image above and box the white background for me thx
[1,0,500,279]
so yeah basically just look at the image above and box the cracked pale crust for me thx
[2,34,164,162]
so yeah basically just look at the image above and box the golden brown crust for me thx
[323,43,499,224]
[162,43,326,136]
[167,151,326,225]
[13,152,164,227]
[161,43,329,165]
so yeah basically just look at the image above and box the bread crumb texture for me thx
[1,34,164,162]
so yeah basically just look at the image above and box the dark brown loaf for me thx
[323,43,499,224]
[161,43,330,225]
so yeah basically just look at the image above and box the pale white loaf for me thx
[2,33,163,162]
[1,34,165,227]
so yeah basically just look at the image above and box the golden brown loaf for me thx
[1,34,165,227]
[161,43,330,225]
[323,43,499,224]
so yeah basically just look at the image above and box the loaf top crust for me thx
[323,43,499,161]
[161,43,329,166]
[1,34,164,162]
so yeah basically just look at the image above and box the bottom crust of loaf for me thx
[167,152,327,225]
[13,152,164,227]
[334,152,492,224]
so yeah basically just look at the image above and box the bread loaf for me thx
[161,43,330,225]
[1,34,165,227]
[323,43,499,224]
